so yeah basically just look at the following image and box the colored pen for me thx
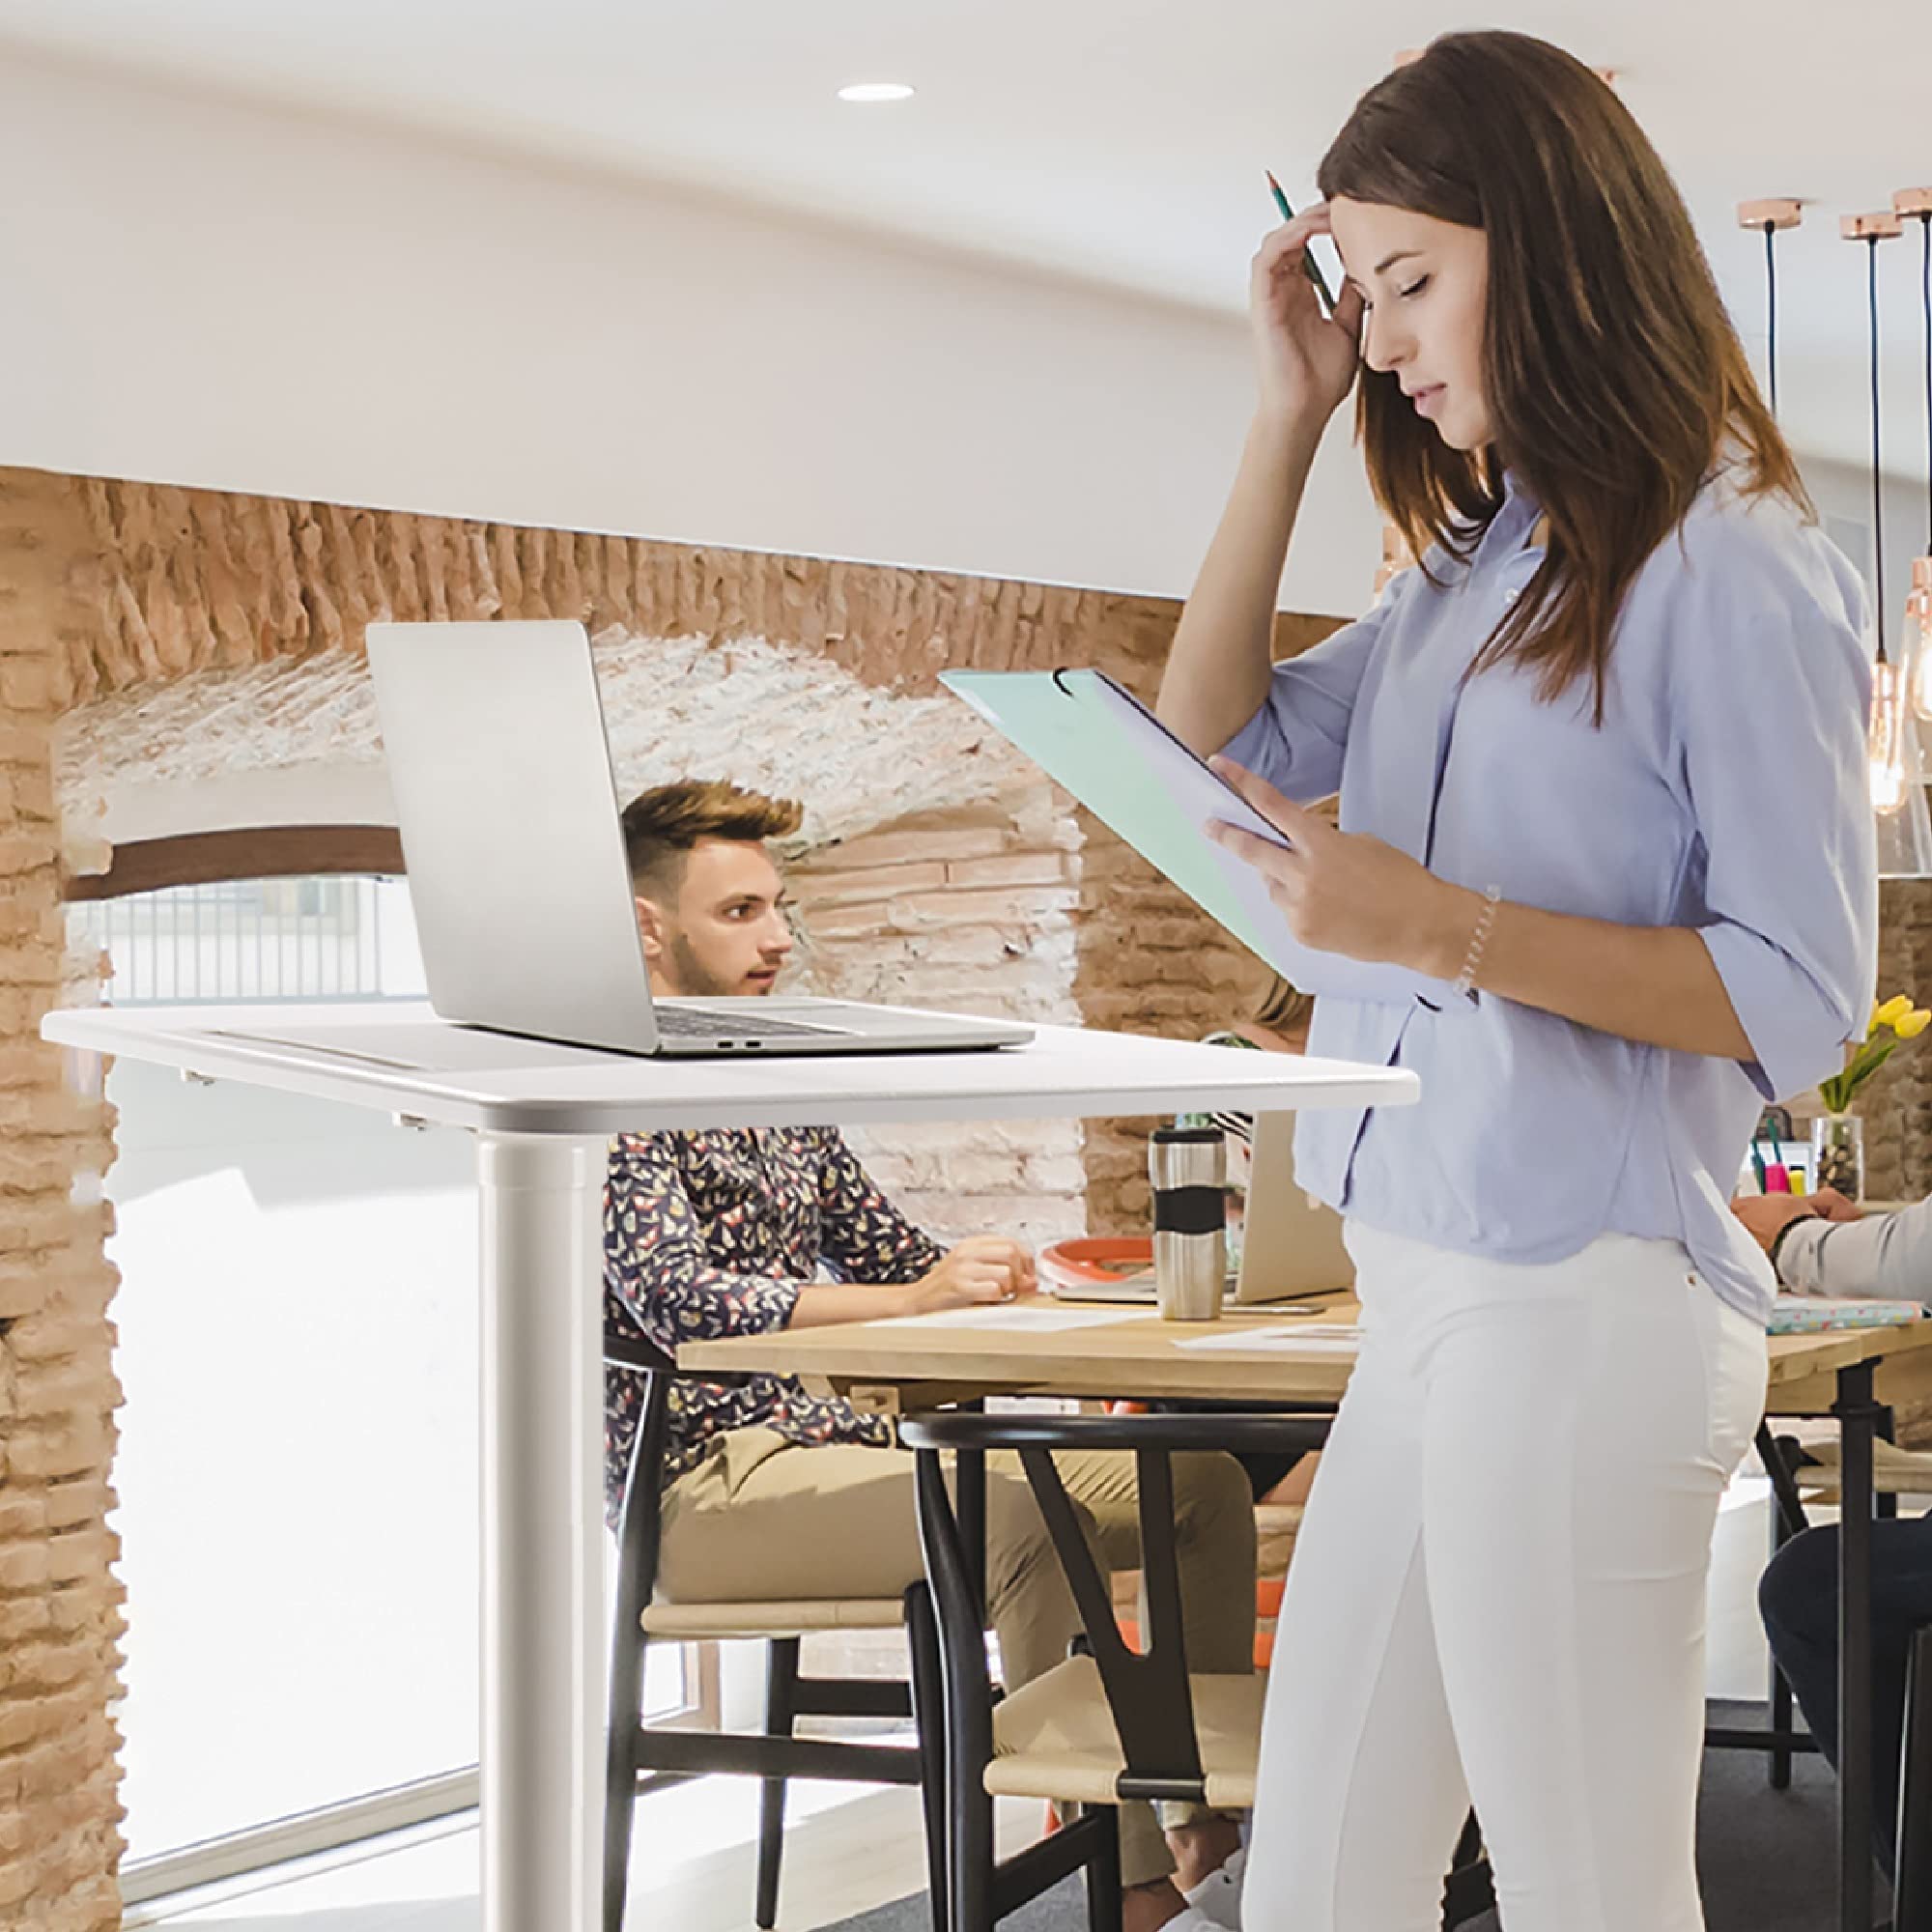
[1265,170,1336,316]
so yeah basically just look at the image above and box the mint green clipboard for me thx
[941,668,1434,1006]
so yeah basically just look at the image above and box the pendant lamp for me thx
[1739,198,1802,416]
[1845,210,1932,875]
[1898,188,1932,723]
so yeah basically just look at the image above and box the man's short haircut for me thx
[620,779,804,898]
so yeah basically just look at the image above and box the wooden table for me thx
[684,1294,1932,1932]
[681,1291,1932,1413]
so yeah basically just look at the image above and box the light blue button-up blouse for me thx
[1220,469,1879,1324]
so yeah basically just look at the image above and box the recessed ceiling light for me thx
[838,81,915,103]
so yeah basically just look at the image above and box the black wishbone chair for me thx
[602,1326,948,1932]
[899,1406,1495,1932]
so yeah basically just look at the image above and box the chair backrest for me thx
[1020,1442,1206,1793]
[606,1327,674,1378]
[902,1408,1330,1804]
[607,1324,677,1613]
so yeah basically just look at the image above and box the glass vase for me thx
[1810,1112,1865,1202]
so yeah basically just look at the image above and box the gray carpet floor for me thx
[818,1704,1890,1932]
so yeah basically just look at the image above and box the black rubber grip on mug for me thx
[1152,1187,1224,1236]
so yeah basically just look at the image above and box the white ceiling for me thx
[5,0,1932,501]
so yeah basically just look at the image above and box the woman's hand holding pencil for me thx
[1249,198,1363,430]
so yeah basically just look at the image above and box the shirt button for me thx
[1503,587,1520,605]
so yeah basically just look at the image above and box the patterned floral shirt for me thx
[603,1126,945,1520]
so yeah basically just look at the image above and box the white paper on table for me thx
[869,1303,1140,1331]
[1175,1321,1361,1352]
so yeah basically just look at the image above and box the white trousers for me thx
[1243,1221,1767,1932]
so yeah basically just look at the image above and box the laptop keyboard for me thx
[655,1006,839,1040]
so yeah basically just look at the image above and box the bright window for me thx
[77,875,692,1874]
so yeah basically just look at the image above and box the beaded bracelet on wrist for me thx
[1451,885,1503,998]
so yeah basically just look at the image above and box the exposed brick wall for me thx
[0,469,126,1929]
[1757,879,1932,1210]
[787,795,1086,1251]
[60,475,1335,708]
[1847,877,1932,1205]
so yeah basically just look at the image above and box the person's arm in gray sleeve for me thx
[1776,1197,1932,1303]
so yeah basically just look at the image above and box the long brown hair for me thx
[1317,31,1810,722]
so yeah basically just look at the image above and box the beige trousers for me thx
[656,1427,1258,1887]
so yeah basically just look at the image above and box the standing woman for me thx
[1157,32,1876,1932]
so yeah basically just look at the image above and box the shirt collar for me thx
[1478,469,1544,563]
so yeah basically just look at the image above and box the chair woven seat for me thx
[1787,1437,1932,1501]
[641,1598,909,1636]
[984,1655,1268,1811]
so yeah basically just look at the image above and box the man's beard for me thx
[667,930,766,999]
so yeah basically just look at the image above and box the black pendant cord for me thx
[1765,219,1780,417]
[1870,234,1888,663]
[1920,211,1931,556]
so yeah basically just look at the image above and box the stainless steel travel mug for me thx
[1149,1126,1227,1321]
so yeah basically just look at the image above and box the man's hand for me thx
[897,1237,1036,1316]
[1729,1186,1862,1256]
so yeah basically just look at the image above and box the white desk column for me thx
[477,1132,607,1932]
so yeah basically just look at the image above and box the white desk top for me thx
[43,1000,1419,1137]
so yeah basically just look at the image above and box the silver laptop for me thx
[1049,1111,1353,1304]
[1234,1112,1354,1301]
[363,620,1032,1058]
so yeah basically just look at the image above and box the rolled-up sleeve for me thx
[1671,519,1877,1102]
[1777,1201,1932,1302]
[1218,568,1416,800]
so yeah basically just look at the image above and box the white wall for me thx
[0,45,1382,618]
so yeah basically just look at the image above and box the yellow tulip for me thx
[1876,994,1913,1029]
[1898,1009,1932,1039]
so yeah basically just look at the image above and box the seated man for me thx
[1734,1183,1932,1885]
[605,779,1256,1932]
